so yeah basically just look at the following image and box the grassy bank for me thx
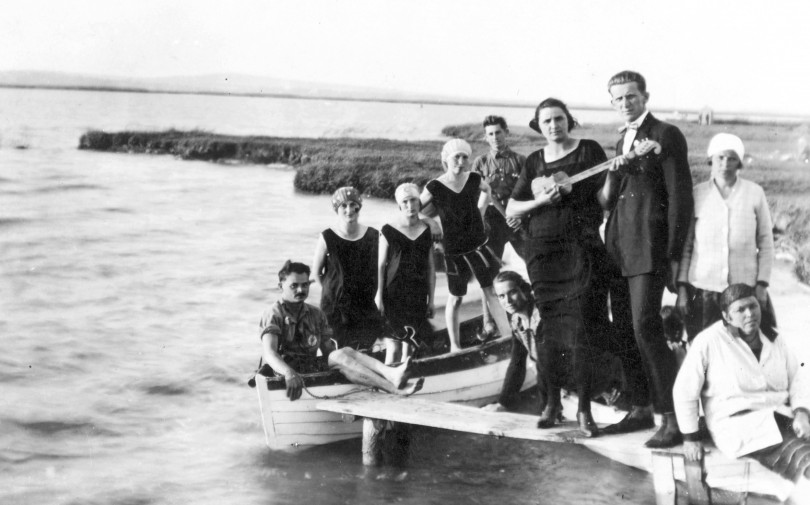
[79,121,810,281]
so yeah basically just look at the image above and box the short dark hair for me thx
[534,97,578,132]
[607,70,647,94]
[719,283,757,313]
[278,260,310,282]
[493,270,534,302]
[483,115,508,131]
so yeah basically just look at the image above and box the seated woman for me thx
[420,139,510,353]
[376,183,436,364]
[677,133,777,341]
[259,260,424,401]
[674,283,810,502]
[312,187,384,350]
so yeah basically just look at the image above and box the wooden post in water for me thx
[362,418,386,466]
[362,418,412,466]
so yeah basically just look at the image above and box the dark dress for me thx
[319,227,382,349]
[381,224,433,346]
[509,139,614,410]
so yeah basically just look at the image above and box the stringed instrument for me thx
[531,139,662,198]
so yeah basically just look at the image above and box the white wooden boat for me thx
[249,317,537,451]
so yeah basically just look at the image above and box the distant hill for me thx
[0,70,533,108]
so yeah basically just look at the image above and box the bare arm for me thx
[426,242,436,318]
[311,233,327,287]
[506,185,560,218]
[478,180,492,220]
[261,333,304,401]
[419,187,438,218]
[376,233,389,314]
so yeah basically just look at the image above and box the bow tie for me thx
[494,151,510,159]
[619,122,640,134]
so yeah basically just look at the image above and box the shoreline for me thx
[77,125,810,284]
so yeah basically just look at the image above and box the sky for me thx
[2,0,810,116]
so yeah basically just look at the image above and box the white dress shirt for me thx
[678,177,774,292]
[621,110,649,155]
[673,321,810,457]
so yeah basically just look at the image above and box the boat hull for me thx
[254,334,536,451]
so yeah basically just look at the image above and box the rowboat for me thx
[249,316,537,451]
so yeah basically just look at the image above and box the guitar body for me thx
[529,139,662,200]
[531,172,572,198]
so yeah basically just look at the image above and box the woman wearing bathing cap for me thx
[312,186,384,350]
[419,139,511,353]
[376,183,437,363]
[676,133,777,341]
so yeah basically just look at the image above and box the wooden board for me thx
[318,391,633,444]
[317,392,791,502]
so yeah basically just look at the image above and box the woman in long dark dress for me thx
[377,183,436,363]
[506,98,614,437]
[312,187,382,350]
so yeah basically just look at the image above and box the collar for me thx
[513,306,540,330]
[619,110,650,134]
[490,146,513,159]
[279,300,310,318]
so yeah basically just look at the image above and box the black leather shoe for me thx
[644,425,683,448]
[577,411,599,438]
[537,403,562,429]
[600,412,655,435]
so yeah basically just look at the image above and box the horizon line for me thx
[2,83,809,122]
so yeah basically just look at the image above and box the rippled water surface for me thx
[0,88,713,505]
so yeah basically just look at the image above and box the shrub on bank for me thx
[79,125,810,283]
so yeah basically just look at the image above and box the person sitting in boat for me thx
[312,187,385,350]
[674,283,810,501]
[419,138,511,353]
[376,182,436,364]
[259,260,424,401]
[482,271,626,438]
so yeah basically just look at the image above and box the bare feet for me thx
[397,377,425,396]
[391,356,413,389]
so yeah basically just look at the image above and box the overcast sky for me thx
[2,0,809,115]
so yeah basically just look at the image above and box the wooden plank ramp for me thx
[319,391,608,443]
[317,392,790,505]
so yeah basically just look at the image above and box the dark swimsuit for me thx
[319,227,382,349]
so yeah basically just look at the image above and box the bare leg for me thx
[480,288,495,334]
[482,286,510,338]
[445,295,463,353]
[328,348,420,393]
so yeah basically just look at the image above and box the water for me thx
[2,87,687,504]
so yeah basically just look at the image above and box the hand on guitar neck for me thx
[531,139,662,199]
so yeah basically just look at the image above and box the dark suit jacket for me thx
[605,113,694,277]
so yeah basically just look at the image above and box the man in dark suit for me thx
[598,70,694,448]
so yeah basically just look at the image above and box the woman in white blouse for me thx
[676,133,776,341]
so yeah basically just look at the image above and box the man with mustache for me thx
[258,260,423,401]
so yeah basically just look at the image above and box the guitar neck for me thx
[566,149,637,185]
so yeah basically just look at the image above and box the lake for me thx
[1,87,709,504]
